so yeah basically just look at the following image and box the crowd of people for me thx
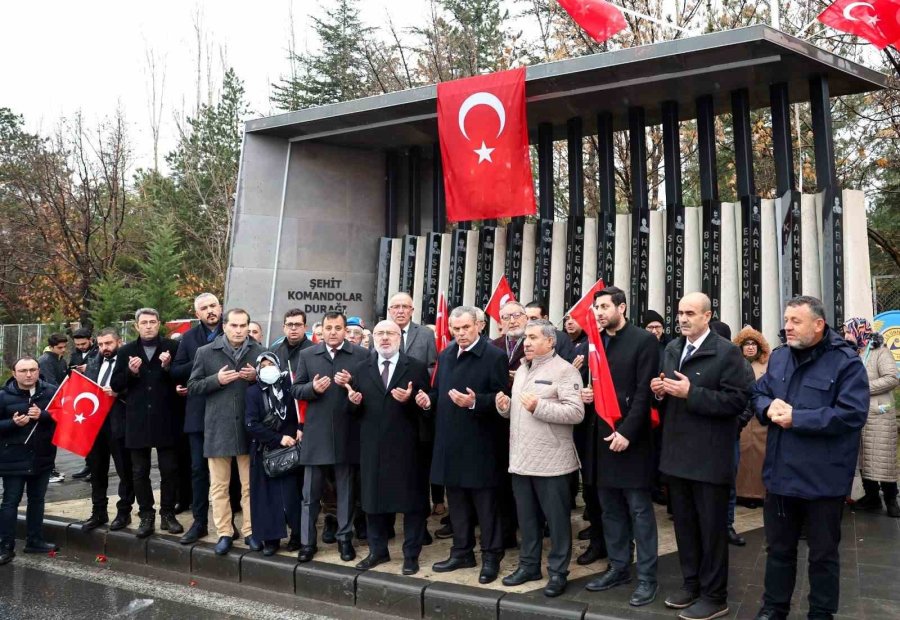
[0,287,895,620]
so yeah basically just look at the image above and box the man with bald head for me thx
[345,320,432,574]
[388,292,437,372]
[650,293,753,620]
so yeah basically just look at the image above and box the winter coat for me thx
[733,327,771,499]
[659,331,754,485]
[270,336,315,379]
[498,351,583,477]
[110,338,181,450]
[858,344,899,482]
[84,354,127,440]
[171,322,222,433]
[751,328,870,499]
[289,341,370,466]
[187,335,265,458]
[402,321,438,372]
[429,337,510,488]
[37,352,67,386]
[0,378,57,474]
[350,352,431,513]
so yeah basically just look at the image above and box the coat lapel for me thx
[367,356,387,394]
[404,323,419,353]
[387,355,409,392]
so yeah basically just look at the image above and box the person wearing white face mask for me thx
[244,352,303,557]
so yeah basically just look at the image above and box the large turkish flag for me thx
[46,372,115,457]
[557,0,628,43]
[818,0,900,49]
[437,68,536,223]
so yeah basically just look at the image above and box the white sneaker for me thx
[49,470,65,483]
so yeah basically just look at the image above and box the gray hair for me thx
[500,301,525,315]
[526,319,557,344]
[134,307,160,322]
[786,295,826,320]
[193,292,219,309]
[450,305,479,324]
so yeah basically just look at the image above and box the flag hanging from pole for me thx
[817,0,900,49]
[557,0,628,43]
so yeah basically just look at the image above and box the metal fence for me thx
[874,275,900,316]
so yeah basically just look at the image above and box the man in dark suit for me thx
[415,305,509,584]
[582,287,660,607]
[651,292,753,620]
[346,320,432,575]
[171,292,223,544]
[110,307,183,539]
[291,312,370,563]
[524,301,577,362]
[77,327,135,532]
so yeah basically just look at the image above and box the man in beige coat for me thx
[496,319,584,598]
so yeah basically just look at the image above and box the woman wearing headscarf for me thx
[845,318,900,517]
[733,327,771,505]
[244,352,303,554]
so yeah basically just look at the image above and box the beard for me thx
[376,343,399,358]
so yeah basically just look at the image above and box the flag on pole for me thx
[557,0,628,43]
[566,278,622,429]
[817,0,900,49]
[46,372,115,457]
[484,275,516,322]
[432,291,452,386]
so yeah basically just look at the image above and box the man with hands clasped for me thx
[415,305,509,584]
[344,320,431,575]
[494,319,584,598]
[650,293,753,620]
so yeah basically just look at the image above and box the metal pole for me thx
[662,100,684,335]
[264,142,293,346]
[696,94,721,319]
[628,106,650,325]
[408,146,421,236]
[597,111,616,286]
[432,143,446,233]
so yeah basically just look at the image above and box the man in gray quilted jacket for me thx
[495,319,584,598]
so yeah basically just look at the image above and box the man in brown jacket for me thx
[495,319,584,598]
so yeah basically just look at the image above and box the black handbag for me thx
[262,443,302,478]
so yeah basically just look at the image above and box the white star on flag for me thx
[474,140,495,163]
[864,14,879,27]
[75,413,85,424]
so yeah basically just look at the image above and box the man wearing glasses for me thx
[387,292,437,373]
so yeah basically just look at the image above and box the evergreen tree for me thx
[88,272,134,330]
[135,219,187,323]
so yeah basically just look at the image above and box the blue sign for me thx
[874,310,900,371]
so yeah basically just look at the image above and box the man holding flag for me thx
[0,356,60,564]
[581,286,660,607]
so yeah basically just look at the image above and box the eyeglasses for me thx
[284,322,305,329]
[372,331,400,338]
[500,312,525,321]
[389,304,412,310]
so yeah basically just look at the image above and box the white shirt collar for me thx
[686,328,711,349]
[460,336,480,353]
[378,351,400,366]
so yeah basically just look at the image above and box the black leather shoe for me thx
[173,503,188,515]
[678,599,729,620]
[109,513,131,531]
[136,515,155,539]
[263,542,279,556]
[753,608,782,620]
[23,540,59,554]
[585,566,631,592]
[479,560,499,584]
[72,465,91,479]
[0,548,14,565]
[402,557,419,575]
[630,580,659,606]
[355,553,390,570]
[434,523,453,539]
[664,588,700,609]
[339,540,356,562]
[297,545,317,563]
[577,525,595,541]
[322,515,338,544]
[179,522,207,544]
[285,536,302,552]
[160,513,183,535]
[502,566,542,587]
[244,536,263,552]
[80,512,109,532]
[543,575,567,598]
[727,525,746,546]
[432,554,476,573]
[422,528,433,546]
[576,542,607,565]
[214,536,233,556]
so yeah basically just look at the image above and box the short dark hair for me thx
[786,295,826,321]
[224,308,250,323]
[525,301,548,317]
[322,311,346,326]
[48,333,67,347]
[283,308,307,324]
[96,327,120,340]
[13,355,38,370]
[72,327,92,340]
[594,286,627,308]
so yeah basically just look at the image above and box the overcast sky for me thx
[0,0,432,170]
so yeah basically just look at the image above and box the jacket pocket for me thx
[798,377,834,408]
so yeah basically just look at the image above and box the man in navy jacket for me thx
[751,296,869,620]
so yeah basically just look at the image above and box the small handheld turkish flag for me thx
[818,0,900,49]
[46,372,115,457]
[557,0,628,43]
[484,275,516,323]
[435,291,451,354]
[437,67,536,223]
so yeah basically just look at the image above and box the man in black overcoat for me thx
[415,305,509,584]
[291,311,370,563]
[582,287,660,607]
[651,292,753,620]
[346,320,431,575]
[110,307,182,539]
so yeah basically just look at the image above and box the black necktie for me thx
[330,348,338,358]
[381,360,391,387]
[680,343,696,370]
[100,360,114,387]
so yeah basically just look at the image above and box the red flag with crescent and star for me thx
[46,372,115,457]
[437,67,536,222]
[484,275,516,323]
[818,0,900,49]
[431,291,452,386]
[557,0,628,43]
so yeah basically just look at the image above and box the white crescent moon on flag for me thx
[73,392,100,417]
[842,1,874,21]
[500,293,512,307]
[458,92,506,141]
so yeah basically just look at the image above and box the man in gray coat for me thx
[388,292,437,372]
[188,308,265,556]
